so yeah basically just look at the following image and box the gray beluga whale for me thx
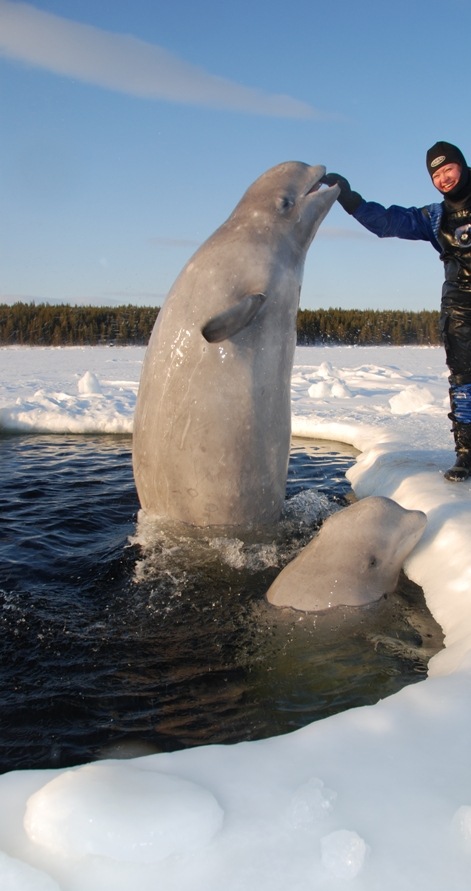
[132,162,339,526]
[266,496,427,612]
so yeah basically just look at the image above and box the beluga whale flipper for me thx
[133,162,339,526]
[266,496,427,612]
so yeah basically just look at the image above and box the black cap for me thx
[426,141,467,178]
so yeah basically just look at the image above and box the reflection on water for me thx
[0,434,443,772]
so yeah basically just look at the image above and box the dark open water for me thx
[0,435,443,773]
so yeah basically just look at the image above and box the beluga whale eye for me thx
[276,194,296,213]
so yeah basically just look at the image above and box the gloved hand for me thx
[321,173,363,214]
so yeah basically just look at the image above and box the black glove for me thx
[321,173,363,214]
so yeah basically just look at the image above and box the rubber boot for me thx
[444,451,471,481]
[444,421,471,481]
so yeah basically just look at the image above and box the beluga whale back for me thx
[133,162,339,526]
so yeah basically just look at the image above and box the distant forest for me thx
[0,303,441,347]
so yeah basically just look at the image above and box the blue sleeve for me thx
[352,200,442,250]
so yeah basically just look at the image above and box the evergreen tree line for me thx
[0,303,440,347]
[297,308,440,346]
[0,304,159,346]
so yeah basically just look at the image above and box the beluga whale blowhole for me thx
[132,162,339,527]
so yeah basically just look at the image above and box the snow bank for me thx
[1,344,471,890]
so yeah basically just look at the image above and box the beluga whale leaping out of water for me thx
[132,162,339,527]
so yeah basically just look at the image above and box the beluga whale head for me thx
[266,496,427,612]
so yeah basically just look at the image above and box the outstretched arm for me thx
[322,172,440,245]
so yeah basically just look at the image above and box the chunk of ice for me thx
[24,762,224,863]
[321,829,368,879]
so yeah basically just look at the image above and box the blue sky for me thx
[1,0,470,312]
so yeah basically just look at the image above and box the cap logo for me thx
[431,155,446,168]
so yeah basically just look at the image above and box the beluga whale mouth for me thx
[304,168,338,196]
[305,178,324,195]
[305,182,322,194]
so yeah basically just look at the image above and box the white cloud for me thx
[0,0,321,118]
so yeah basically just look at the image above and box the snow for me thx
[24,764,224,863]
[1,343,471,890]
[0,346,138,434]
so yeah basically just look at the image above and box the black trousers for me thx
[440,292,471,386]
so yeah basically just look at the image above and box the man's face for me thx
[432,162,462,193]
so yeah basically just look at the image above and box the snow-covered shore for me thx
[1,344,471,891]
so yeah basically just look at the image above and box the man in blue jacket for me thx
[323,141,471,481]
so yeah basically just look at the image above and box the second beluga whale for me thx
[266,496,427,612]
[133,162,339,526]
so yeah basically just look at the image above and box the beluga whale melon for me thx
[132,162,339,526]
